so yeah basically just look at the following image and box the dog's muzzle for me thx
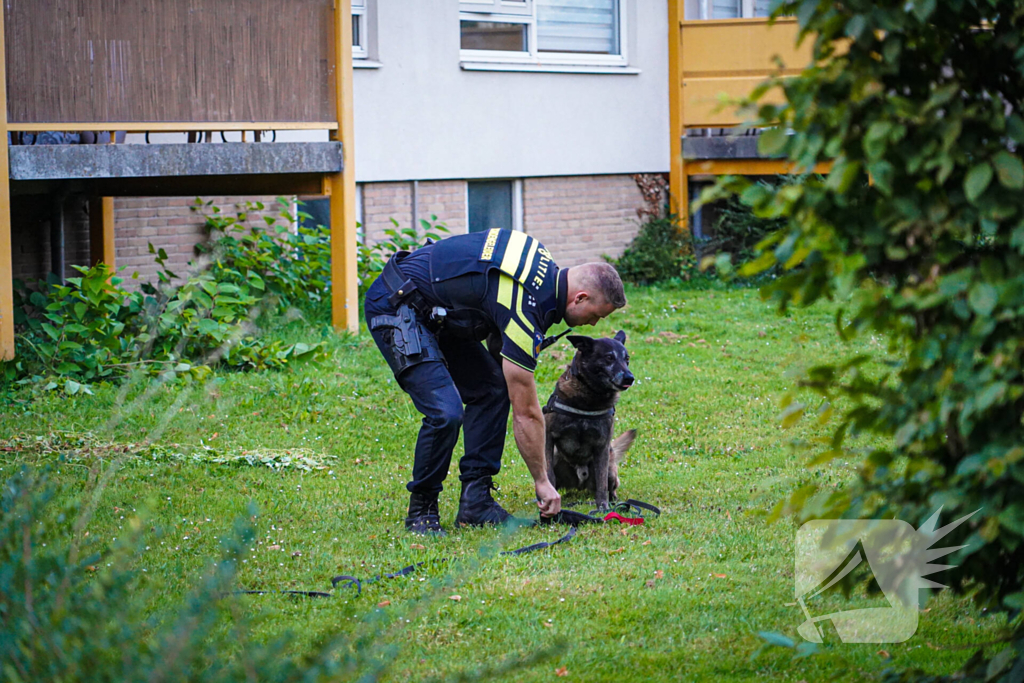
[615,371,635,390]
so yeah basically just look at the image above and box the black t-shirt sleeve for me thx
[486,273,545,372]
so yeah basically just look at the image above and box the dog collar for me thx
[542,399,615,419]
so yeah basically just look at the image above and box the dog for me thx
[544,330,636,510]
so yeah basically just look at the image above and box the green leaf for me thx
[738,251,777,277]
[998,504,1024,535]
[780,402,806,429]
[41,323,60,341]
[826,159,862,193]
[64,379,81,395]
[757,631,795,649]
[968,282,998,317]
[986,646,1014,679]
[911,0,936,21]
[758,128,789,157]
[1008,115,1024,144]
[964,162,993,203]
[992,151,1024,190]
[845,14,867,39]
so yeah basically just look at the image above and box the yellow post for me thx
[0,6,13,360]
[89,197,116,269]
[330,0,359,334]
[667,0,687,230]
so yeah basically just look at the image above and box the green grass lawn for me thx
[0,283,1007,681]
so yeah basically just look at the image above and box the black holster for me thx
[369,257,445,377]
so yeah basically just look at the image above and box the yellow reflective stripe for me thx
[505,319,535,357]
[497,274,514,310]
[514,281,534,332]
[500,353,535,372]
[517,238,539,284]
[500,230,528,278]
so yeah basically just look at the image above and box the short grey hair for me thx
[579,262,626,309]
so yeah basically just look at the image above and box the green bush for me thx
[10,266,142,388]
[704,179,788,263]
[357,216,450,295]
[195,198,332,319]
[611,215,688,285]
[707,0,1024,677]
[3,199,329,392]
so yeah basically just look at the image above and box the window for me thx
[468,180,523,233]
[710,0,740,19]
[460,0,626,66]
[461,20,529,52]
[352,0,367,59]
[693,0,776,20]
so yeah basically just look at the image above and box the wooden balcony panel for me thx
[680,18,812,129]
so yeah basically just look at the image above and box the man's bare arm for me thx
[503,359,561,516]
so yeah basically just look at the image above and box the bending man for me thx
[363,228,626,535]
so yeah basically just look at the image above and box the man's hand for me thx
[535,479,562,517]
[503,359,561,516]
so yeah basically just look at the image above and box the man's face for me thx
[564,293,616,327]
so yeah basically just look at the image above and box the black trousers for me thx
[364,282,510,496]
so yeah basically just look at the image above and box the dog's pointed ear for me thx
[567,335,593,351]
[614,330,627,344]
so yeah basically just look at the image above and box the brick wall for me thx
[361,180,467,245]
[416,180,467,235]
[10,174,645,288]
[523,174,645,267]
[112,196,283,287]
[11,195,284,288]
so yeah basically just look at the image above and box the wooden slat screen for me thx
[5,0,336,124]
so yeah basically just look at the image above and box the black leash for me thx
[239,499,660,598]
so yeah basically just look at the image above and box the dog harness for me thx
[542,393,615,419]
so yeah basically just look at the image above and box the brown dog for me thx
[544,331,636,509]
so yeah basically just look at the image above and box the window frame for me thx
[459,0,628,68]
[352,0,368,60]
[465,179,524,234]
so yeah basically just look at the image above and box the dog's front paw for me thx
[594,501,611,512]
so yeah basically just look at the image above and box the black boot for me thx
[454,477,531,528]
[405,491,446,536]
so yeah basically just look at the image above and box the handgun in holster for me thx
[369,256,445,376]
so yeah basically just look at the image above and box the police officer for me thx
[363,228,627,534]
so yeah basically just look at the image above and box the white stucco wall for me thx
[351,0,669,182]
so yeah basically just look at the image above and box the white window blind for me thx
[710,0,740,19]
[536,0,620,55]
[753,0,773,16]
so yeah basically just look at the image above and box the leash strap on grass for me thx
[500,525,577,556]
[235,590,334,598]
[243,499,660,597]
[331,561,429,596]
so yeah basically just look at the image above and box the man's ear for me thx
[614,330,627,344]
[573,291,589,305]
[567,335,593,351]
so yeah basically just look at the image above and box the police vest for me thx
[428,228,557,297]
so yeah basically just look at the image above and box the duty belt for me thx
[379,251,429,314]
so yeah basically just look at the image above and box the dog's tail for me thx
[611,429,636,465]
